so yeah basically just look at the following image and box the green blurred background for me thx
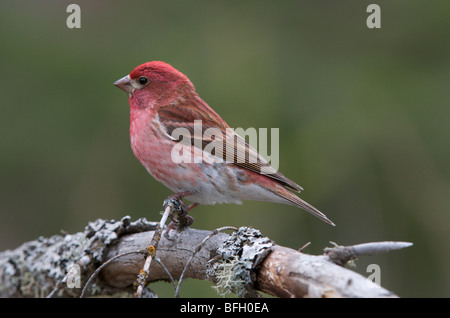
[0,0,448,297]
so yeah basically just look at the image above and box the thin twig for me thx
[298,242,311,252]
[80,250,145,298]
[325,241,414,266]
[352,241,413,255]
[134,204,172,297]
[154,257,176,289]
[174,226,237,297]
[47,255,91,298]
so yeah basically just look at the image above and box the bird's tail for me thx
[272,186,335,226]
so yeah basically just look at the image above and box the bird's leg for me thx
[163,192,199,233]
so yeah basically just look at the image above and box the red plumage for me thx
[114,61,334,226]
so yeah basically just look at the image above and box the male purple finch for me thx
[114,61,334,226]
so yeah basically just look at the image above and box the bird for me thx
[114,61,334,226]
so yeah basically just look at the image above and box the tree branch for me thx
[0,216,411,298]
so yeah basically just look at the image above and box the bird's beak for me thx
[114,75,134,95]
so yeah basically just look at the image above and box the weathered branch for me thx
[0,216,411,298]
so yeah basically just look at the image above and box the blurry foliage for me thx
[0,0,448,297]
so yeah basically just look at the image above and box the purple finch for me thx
[114,61,334,226]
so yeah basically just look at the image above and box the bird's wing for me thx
[156,96,303,192]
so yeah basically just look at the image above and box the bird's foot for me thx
[162,197,196,236]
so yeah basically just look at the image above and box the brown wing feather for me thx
[157,97,303,192]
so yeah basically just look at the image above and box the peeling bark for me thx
[0,217,406,298]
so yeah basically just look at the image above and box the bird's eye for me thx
[138,77,149,85]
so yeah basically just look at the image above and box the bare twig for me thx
[154,257,176,289]
[47,254,91,298]
[352,241,413,255]
[298,242,311,252]
[174,226,237,297]
[133,204,171,298]
[80,250,145,298]
[325,241,414,266]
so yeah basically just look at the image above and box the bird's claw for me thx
[162,197,194,233]
[163,198,185,213]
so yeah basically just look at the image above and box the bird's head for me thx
[114,61,193,108]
